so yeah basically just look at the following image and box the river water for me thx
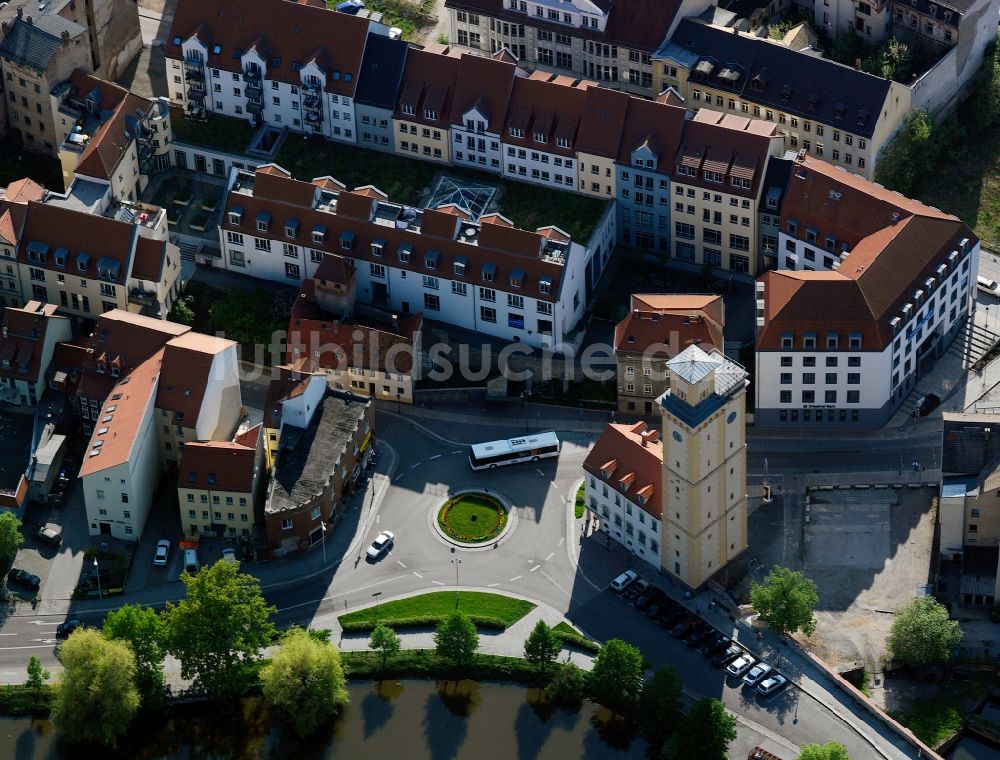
[1,679,647,759]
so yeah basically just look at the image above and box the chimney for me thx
[855,58,861,70]
[732,26,738,34]
[26,15,32,25]
[16,6,22,18]
[641,433,648,447]
[61,30,69,46]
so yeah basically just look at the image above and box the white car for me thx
[756,674,788,697]
[153,540,170,566]
[742,662,773,687]
[367,531,394,561]
[726,654,757,678]
[610,569,638,593]
[221,547,237,563]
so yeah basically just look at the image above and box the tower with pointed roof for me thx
[659,344,748,589]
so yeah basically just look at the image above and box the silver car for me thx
[743,662,773,687]
[153,540,170,566]
[726,654,757,678]
[367,531,394,561]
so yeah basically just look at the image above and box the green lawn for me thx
[338,591,535,632]
[574,484,586,520]
[890,696,965,746]
[170,107,255,154]
[438,493,506,543]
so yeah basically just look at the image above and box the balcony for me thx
[243,67,262,83]
[185,68,204,82]
[187,87,206,102]
[246,100,264,114]
[303,94,320,109]
[185,56,205,70]
[303,80,321,93]
[305,110,323,124]
[128,288,157,307]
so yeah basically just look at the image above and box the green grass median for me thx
[338,591,535,633]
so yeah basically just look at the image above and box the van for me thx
[978,275,999,296]
[183,548,199,574]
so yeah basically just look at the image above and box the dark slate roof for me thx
[0,19,63,72]
[354,33,409,109]
[665,20,892,139]
[760,155,793,216]
[907,0,974,18]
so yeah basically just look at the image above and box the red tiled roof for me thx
[576,87,630,159]
[583,422,663,520]
[179,432,259,493]
[394,47,461,128]
[0,302,67,384]
[615,98,687,174]
[165,0,369,97]
[155,332,237,430]
[502,74,591,158]
[132,237,167,283]
[3,178,44,204]
[313,253,356,286]
[264,359,324,429]
[614,294,724,356]
[448,52,518,134]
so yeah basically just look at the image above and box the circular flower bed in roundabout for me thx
[437,492,508,544]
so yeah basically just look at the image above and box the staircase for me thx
[947,317,999,367]
[174,239,202,261]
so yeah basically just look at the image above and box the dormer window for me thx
[285,219,299,238]
[339,231,356,251]
[510,268,524,289]
[557,137,571,149]
[704,170,722,183]
[824,235,836,252]
[481,262,496,282]
[857,109,870,126]
[539,276,551,295]
[76,252,90,273]
[187,472,196,483]
[803,332,816,350]
[371,238,385,257]
[401,104,415,116]
[781,332,794,350]
[510,127,524,138]
[208,473,216,485]
[807,93,819,110]
[398,244,413,263]
[453,256,467,276]
[256,212,271,232]
[424,109,438,121]
[787,219,798,236]
[849,333,862,350]
[533,131,547,144]
[826,332,839,350]
[833,103,845,119]
[312,225,326,244]
[425,249,439,269]
[805,226,818,244]
[228,207,243,225]
[53,248,67,268]
[96,362,106,374]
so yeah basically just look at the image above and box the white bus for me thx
[468,432,561,470]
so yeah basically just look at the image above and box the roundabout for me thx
[436,491,508,544]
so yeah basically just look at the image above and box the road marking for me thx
[545,552,554,561]
[536,468,545,477]
[396,560,407,568]
[558,537,564,546]
[487,582,501,588]
[540,569,566,592]
[451,450,463,454]
[0,633,17,636]
[529,564,541,572]
[410,463,421,470]
[509,575,522,581]
[0,644,56,651]
[431,580,445,586]
[28,621,58,626]
[413,571,423,579]
[393,474,403,481]
[275,574,410,614]
[429,454,442,460]
[559,495,566,503]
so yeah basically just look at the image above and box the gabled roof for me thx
[0,18,64,72]
[501,74,591,157]
[132,237,168,283]
[615,294,724,356]
[0,301,67,384]
[179,429,260,493]
[264,358,325,429]
[583,422,662,519]
[665,19,893,139]
[576,87,630,159]
[354,33,409,109]
[666,344,724,384]
[615,98,687,173]
[165,0,370,97]
[394,47,461,126]
[448,52,518,134]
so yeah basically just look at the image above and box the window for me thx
[452,281,467,296]
[480,306,497,323]
[424,293,440,311]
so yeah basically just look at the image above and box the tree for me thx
[162,560,276,696]
[434,611,479,667]
[750,566,819,636]
[167,295,195,326]
[261,628,348,737]
[24,655,49,707]
[873,109,934,195]
[547,662,587,709]
[51,628,140,747]
[587,638,644,717]
[369,622,401,672]
[103,604,166,704]
[0,511,24,563]
[972,40,1000,130]
[523,620,561,676]
[663,698,737,760]
[799,741,851,760]
[639,666,683,751]
[887,596,962,668]
[876,38,912,83]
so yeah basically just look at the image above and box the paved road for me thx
[0,413,923,758]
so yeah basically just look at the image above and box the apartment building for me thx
[500,71,589,190]
[757,156,793,270]
[575,86,629,200]
[218,164,609,350]
[891,0,985,52]
[393,47,460,164]
[445,0,712,95]
[448,51,520,173]
[660,344,748,589]
[614,293,724,415]
[55,71,173,200]
[264,366,374,557]
[178,424,264,541]
[614,97,687,253]
[755,154,978,428]
[16,194,181,320]
[655,19,912,179]
[165,0,380,143]
[76,310,244,540]
[287,256,423,405]
[669,110,784,275]
[355,33,409,153]
[262,358,327,473]
[583,420,663,569]
[0,179,44,308]
[0,300,72,407]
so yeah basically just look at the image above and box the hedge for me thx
[553,630,602,654]
[340,614,510,634]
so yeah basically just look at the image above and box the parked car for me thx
[756,674,789,697]
[56,619,81,639]
[686,622,714,647]
[335,0,364,13]
[743,662,774,687]
[645,600,668,619]
[221,547,237,563]
[633,587,665,611]
[366,531,394,561]
[700,634,730,656]
[183,548,199,574]
[916,393,940,417]
[7,568,40,589]
[153,540,170,566]
[36,523,62,546]
[712,644,744,668]
[726,654,757,678]
[610,569,638,593]
[656,607,686,629]
[622,579,648,601]
[670,615,698,638]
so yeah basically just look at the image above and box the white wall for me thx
[278,373,327,431]
[194,344,242,441]
[500,143,578,190]
[584,474,661,567]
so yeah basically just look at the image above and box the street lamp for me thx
[451,556,462,608]
[521,389,531,434]
[320,521,327,567]
[372,591,382,621]
[93,557,102,600]
[396,390,402,413]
